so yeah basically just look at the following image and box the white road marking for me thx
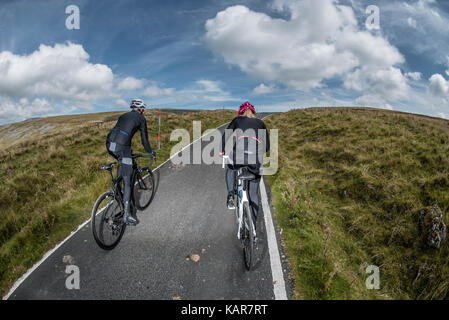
[258,113,288,300]
[260,177,288,300]
[2,219,90,300]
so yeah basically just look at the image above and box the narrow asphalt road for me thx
[7,114,288,300]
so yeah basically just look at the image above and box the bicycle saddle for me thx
[237,167,256,180]
[99,162,115,171]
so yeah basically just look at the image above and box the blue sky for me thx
[0,0,449,124]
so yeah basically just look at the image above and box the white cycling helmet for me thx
[130,98,146,109]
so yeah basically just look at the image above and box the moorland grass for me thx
[265,107,449,299]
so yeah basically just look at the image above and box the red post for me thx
[158,109,161,150]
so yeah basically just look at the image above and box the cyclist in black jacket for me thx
[106,99,155,225]
[220,101,270,224]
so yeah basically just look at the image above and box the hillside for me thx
[0,109,235,296]
[265,107,449,299]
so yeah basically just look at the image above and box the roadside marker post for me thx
[158,109,161,150]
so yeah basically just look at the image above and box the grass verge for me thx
[265,107,449,299]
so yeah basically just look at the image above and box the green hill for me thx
[265,107,449,299]
[0,109,235,296]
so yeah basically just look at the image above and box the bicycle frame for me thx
[107,155,154,205]
[222,155,255,240]
[235,170,249,239]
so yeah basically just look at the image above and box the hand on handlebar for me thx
[149,151,156,158]
[221,153,232,168]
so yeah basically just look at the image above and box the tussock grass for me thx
[0,109,234,296]
[265,107,449,299]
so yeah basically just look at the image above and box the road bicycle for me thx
[91,154,155,250]
[222,155,257,270]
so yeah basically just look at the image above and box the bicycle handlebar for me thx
[131,154,155,159]
[131,154,155,169]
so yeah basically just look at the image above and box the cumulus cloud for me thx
[253,83,277,95]
[0,42,114,101]
[117,77,144,91]
[429,74,449,97]
[345,67,409,101]
[406,72,422,81]
[0,97,53,123]
[204,0,408,105]
[0,42,118,124]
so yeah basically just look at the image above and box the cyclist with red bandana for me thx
[220,101,270,224]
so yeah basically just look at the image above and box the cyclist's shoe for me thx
[131,203,139,220]
[227,193,235,210]
[123,201,139,226]
[253,236,258,246]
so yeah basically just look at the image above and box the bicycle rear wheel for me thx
[241,201,254,271]
[133,167,155,210]
[91,191,126,250]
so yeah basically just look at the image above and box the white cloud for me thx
[429,74,449,97]
[385,0,449,65]
[142,80,238,104]
[196,80,223,93]
[407,17,418,29]
[344,66,409,102]
[0,97,53,123]
[355,93,387,108]
[406,72,422,81]
[143,85,175,97]
[445,56,449,77]
[204,0,408,105]
[114,99,129,108]
[177,80,238,103]
[0,42,114,101]
[437,112,449,119]
[117,77,144,91]
[0,42,118,124]
[253,83,276,95]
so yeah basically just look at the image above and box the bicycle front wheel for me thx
[91,191,126,250]
[133,168,155,210]
[242,201,254,271]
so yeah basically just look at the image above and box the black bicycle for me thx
[91,154,155,250]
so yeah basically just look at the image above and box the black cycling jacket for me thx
[107,110,152,153]
[221,116,270,153]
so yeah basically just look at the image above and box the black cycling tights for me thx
[107,142,133,204]
[226,168,260,223]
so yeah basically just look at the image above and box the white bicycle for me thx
[222,155,257,270]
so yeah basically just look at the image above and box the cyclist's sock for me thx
[124,201,139,225]
[123,175,132,203]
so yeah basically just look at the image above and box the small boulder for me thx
[419,205,447,249]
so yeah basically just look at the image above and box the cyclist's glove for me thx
[150,151,156,158]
